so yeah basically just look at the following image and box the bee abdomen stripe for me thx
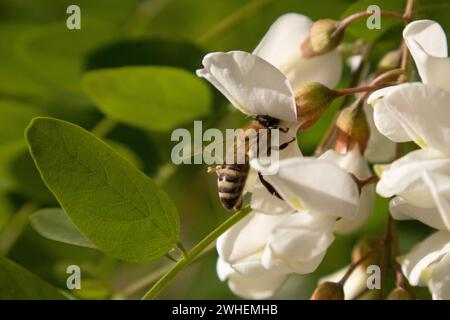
[218,174,245,183]
[218,185,242,194]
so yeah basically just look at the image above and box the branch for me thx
[141,206,252,299]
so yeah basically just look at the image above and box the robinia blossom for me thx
[320,147,374,234]
[216,157,359,298]
[369,20,450,230]
[197,13,342,126]
[369,19,450,299]
[400,231,450,300]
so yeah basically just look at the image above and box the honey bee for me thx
[209,115,295,211]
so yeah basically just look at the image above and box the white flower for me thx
[251,157,360,219]
[216,210,335,299]
[208,13,344,299]
[217,257,287,299]
[400,231,450,300]
[368,20,450,231]
[319,147,375,234]
[217,156,359,298]
[197,13,342,123]
[363,103,397,163]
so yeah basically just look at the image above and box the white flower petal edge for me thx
[251,180,294,215]
[252,157,359,219]
[253,13,342,90]
[403,20,450,92]
[401,231,450,286]
[363,103,397,163]
[217,258,288,299]
[217,211,288,274]
[428,253,450,300]
[197,51,297,121]
[262,211,335,274]
[390,197,448,231]
[320,148,375,234]
[372,83,450,153]
[376,148,450,208]
[422,171,450,230]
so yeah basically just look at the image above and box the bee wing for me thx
[176,135,235,162]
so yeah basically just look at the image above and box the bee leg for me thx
[269,137,297,153]
[233,196,243,211]
[278,126,289,133]
[258,172,283,200]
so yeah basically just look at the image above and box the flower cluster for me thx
[197,13,374,299]
[369,20,450,300]
[197,8,449,299]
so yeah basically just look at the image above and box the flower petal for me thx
[368,86,411,143]
[197,51,297,121]
[422,171,450,230]
[401,231,450,286]
[253,157,359,219]
[251,179,294,215]
[390,197,447,231]
[253,13,342,90]
[217,258,288,299]
[262,211,335,274]
[428,253,450,300]
[363,103,397,163]
[319,148,375,234]
[403,20,450,92]
[216,211,288,267]
[376,83,450,152]
[376,148,450,207]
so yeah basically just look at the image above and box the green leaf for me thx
[15,20,116,96]
[0,257,68,299]
[85,39,206,72]
[340,0,405,43]
[26,117,180,262]
[30,208,96,249]
[82,66,211,131]
[107,140,144,170]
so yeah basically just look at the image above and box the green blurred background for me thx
[0,0,448,299]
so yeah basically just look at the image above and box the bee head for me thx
[254,115,280,128]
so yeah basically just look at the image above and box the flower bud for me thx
[351,236,381,268]
[335,104,370,154]
[311,281,344,300]
[295,82,338,130]
[301,19,344,58]
[376,50,401,75]
[386,287,416,300]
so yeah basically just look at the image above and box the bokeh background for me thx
[0,0,448,299]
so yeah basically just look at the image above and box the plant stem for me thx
[0,201,39,256]
[315,44,371,156]
[339,239,383,286]
[337,10,405,33]
[141,206,252,299]
[115,244,215,299]
[91,117,118,138]
[335,83,393,96]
